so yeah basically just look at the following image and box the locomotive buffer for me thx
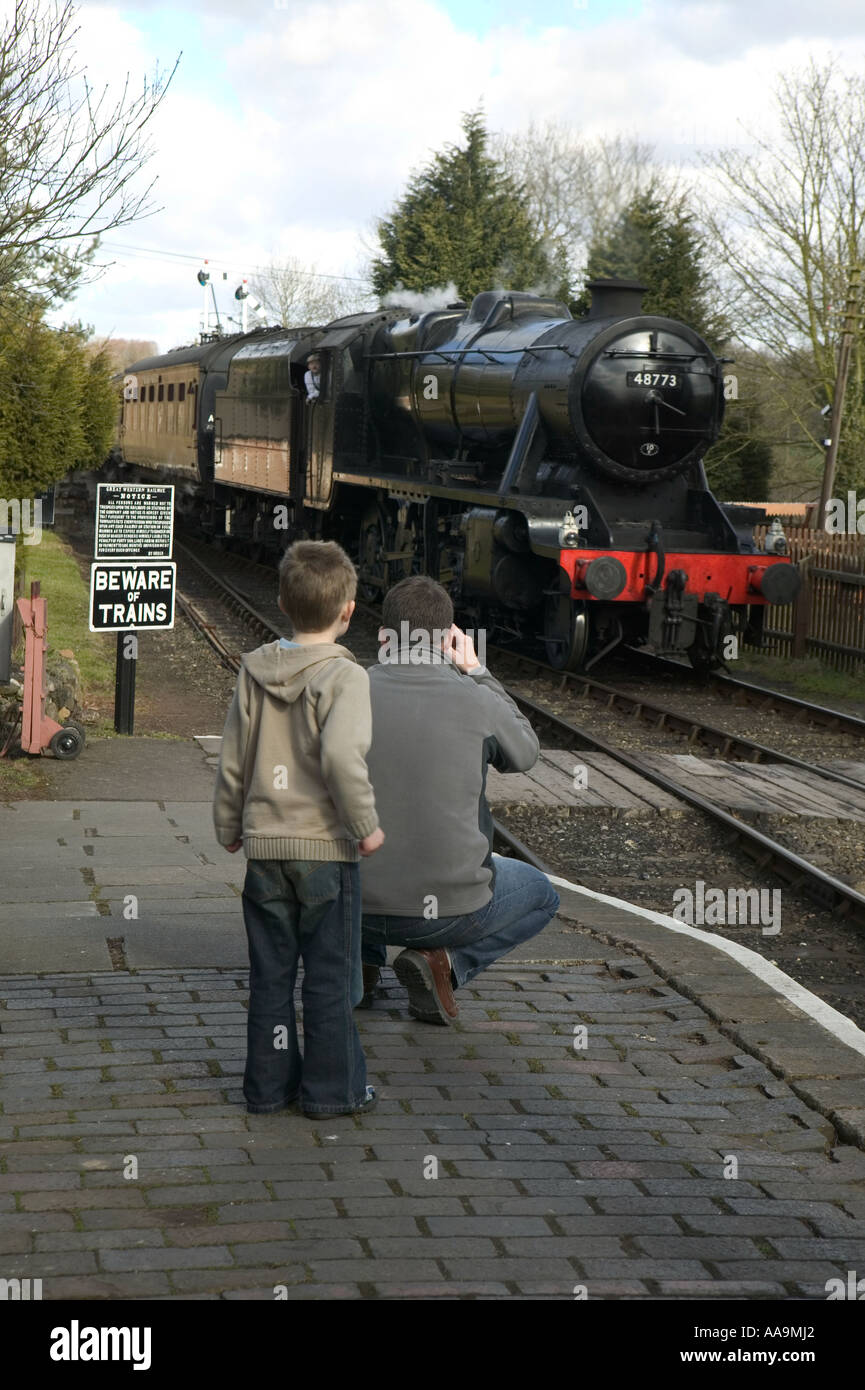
[89,484,176,734]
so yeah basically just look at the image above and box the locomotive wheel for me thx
[358,507,388,602]
[686,621,720,679]
[544,595,590,671]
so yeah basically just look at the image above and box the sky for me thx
[38,0,865,351]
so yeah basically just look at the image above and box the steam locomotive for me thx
[116,278,800,670]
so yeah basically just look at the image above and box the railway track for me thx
[175,539,865,931]
[622,646,865,740]
[489,644,865,796]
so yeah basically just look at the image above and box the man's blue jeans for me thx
[361,854,559,986]
[242,858,367,1114]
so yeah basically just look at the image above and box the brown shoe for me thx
[393,948,458,1025]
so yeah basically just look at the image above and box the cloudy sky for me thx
[50,0,865,350]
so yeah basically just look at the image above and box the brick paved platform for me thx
[2,738,864,1300]
[2,953,865,1300]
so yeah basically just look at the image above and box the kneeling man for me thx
[360,575,559,1024]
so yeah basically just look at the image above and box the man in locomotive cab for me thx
[304,353,322,402]
[359,576,560,1024]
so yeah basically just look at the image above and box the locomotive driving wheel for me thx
[358,502,417,602]
[358,506,389,602]
[544,594,590,671]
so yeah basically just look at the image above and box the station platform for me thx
[2,736,865,1300]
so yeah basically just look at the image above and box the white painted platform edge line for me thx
[547,873,865,1062]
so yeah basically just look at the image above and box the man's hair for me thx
[278,540,356,632]
[381,575,454,641]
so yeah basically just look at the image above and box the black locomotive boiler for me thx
[116,278,800,669]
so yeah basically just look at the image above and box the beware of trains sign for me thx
[95,483,174,559]
[89,562,176,632]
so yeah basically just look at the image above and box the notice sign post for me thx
[89,563,177,632]
[91,484,176,735]
[95,483,174,559]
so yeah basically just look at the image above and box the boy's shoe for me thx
[357,964,381,1009]
[303,1085,376,1119]
[393,948,458,1025]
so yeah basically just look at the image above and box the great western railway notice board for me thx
[95,483,174,559]
[89,562,176,632]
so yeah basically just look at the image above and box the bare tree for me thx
[250,255,373,328]
[491,122,657,289]
[86,336,158,371]
[704,59,865,492]
[0,0,177,304]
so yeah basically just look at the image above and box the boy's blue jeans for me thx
[241,858,367,1115]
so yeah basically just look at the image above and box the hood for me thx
[242,640,356,703]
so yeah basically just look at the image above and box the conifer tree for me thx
[371,111,555,301]
[0,315,116,494]
[577,187,725,348]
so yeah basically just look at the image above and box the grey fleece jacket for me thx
[213,640,379,862]
[359,648,539,916]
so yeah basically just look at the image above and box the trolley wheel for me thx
[49,724,85,760]
[544,594,590,671]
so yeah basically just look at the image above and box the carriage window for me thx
[157,384,164,402]
[148,385,155,402]
[167,384,174,401]
[178,383,185,402]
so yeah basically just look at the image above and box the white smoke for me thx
[382,281,462,313]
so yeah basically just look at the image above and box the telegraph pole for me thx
[817,264,862,528]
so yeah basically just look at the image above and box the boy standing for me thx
[213,540,384,1117]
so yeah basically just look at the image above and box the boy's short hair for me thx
[279,540,357,632]
[382,575,454,641]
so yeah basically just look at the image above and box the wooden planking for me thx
[822,760,865,786]
[510,750,865,820]
[539,749,655,811]
[630,752,792,814]
[737,762,865,821]
[722,762,840,817]
[485,767,560,807]
[561,750,684,811]
[530,755,610,809]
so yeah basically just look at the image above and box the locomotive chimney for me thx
[586,278,646,320]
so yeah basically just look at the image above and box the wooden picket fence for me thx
[747,526,865,674]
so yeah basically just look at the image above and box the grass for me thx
[735,650,865,706]
[0,756,46,796]
[18,531,114,706]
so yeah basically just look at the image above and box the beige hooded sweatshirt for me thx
[213,639,379,862]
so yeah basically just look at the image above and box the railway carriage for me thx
[115,280,800,671]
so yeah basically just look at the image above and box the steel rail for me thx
[622,646,865,739]
[487,643,865,795]
[510,687,865,930]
